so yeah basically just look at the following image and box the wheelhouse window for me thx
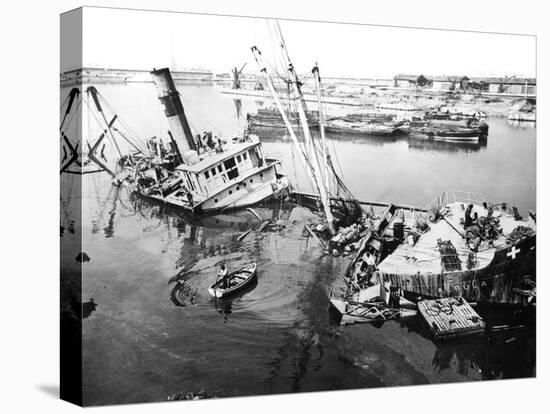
[223,157,239,180]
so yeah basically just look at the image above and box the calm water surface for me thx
[60,82,536,405]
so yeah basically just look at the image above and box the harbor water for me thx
[60,82,536,405]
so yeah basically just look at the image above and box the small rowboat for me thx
[208,263,257,298]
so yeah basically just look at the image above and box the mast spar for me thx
[272,20,336,235]
[251,46,317,193]
[312,63,331,196]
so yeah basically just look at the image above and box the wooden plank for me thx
[304,224,327,251]
[237,229,252,242]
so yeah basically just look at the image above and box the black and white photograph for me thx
[57,3,538,409]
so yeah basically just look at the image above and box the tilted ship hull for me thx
[377,234,536,305]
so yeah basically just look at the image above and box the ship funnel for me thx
[150,68,197,157]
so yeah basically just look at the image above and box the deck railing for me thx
[425,190,486,211]
[448,189,485,206]
[426,191,449,210]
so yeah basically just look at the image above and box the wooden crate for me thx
[418,297,485,339]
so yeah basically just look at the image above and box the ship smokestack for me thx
[150,68,197,156]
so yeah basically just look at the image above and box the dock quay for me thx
[220,88,364,106]
[418,297,485,339]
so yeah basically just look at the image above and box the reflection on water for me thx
[75,252,91,263]
[91,183,121,238]
[233,98,242,120]
[407,135,487,154]
[267,259,335,393]
[399,305,536,380]
[82,299,98,319]
[59,83,536,405]
[70,298,98,319]
[508,120,536,129]
[213,277,259,322]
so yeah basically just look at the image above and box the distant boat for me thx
[324,118,407,137]
[425,106,487,120]
[247,107,319,130]
[331,112,394,123]
[409,120,481,142]
[433,126,481,142]
[427,118,489,136]
[375,102,418,111]
[208,263,257,298]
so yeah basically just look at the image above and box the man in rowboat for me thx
[218,264,230,289]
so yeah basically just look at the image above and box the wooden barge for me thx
[246,108,319,130]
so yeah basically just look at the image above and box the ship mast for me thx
[312,64,331,196]
[250,46,317,193]
[273,20,336,235]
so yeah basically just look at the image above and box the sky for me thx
[73,7,536,79]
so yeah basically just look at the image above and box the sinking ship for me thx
[122,68,289,214]
[342,190,536,307]
[328,191,535,326]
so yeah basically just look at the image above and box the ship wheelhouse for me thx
[172,139,272,202]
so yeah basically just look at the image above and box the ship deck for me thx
[377,202,535,275]
[176,140,260,173]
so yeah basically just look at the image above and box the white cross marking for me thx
[507,246,520,260]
